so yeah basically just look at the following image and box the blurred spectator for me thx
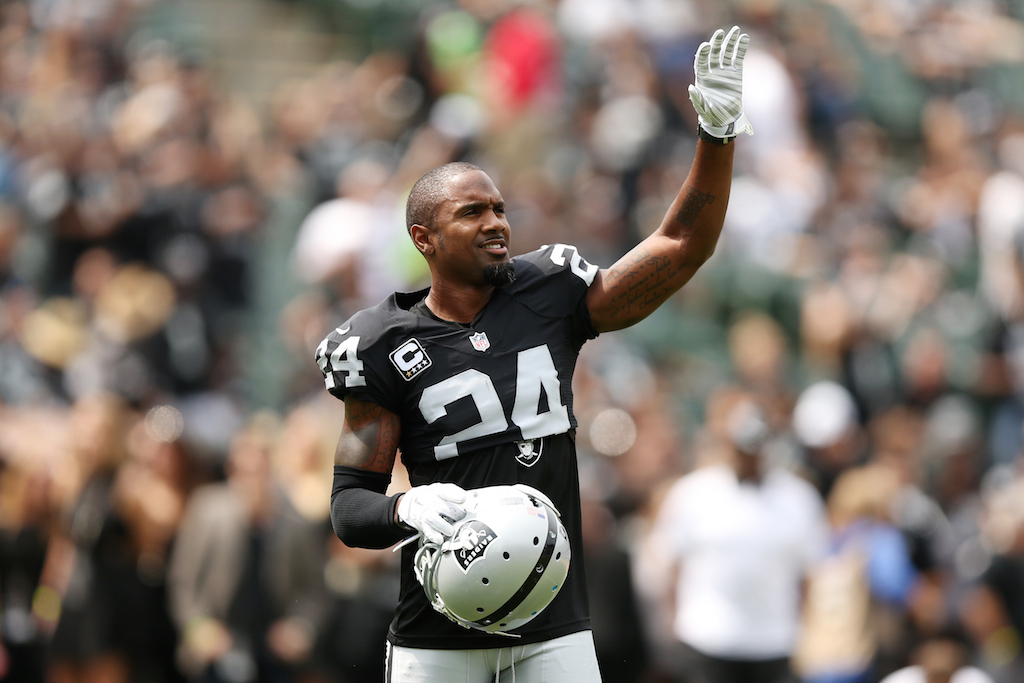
[44,393,138,683]
[977,131,1024,323]
[793,380,865,498]
[958,460,1024,683]
[796,464,920,683]
[313,540,398,683]
[166,415,328,683]
[879,631,994,683]
[651,394,827,683]
[582,491,650,683]
[0,460,56,683]
[867,405,958,642]
[291,156,393,308]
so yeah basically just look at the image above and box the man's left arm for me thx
[588,26,751,333]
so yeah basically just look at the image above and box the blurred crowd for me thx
[3,0,1024,682]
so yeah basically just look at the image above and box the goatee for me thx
[483,262,516,288]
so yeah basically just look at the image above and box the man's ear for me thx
[410,224,434,255]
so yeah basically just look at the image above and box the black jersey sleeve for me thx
[510,243,600,346]
[314,301,405,415]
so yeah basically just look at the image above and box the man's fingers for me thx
[423,508,459,542]
[732,33,750,70]
[688,85,706,114]
[709,28,726,69]
[440,499,466,523]
[723,26,741,67]
[693,41,712,78]
[435,483,467,504]
[422,526,445,545]
[430,515,456,538]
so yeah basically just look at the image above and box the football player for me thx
[316,25,753,683]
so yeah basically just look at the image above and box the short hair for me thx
[406,162,482,233]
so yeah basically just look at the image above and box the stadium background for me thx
[2,0,1024,681]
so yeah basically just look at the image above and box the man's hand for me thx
[688,26,753,139]
[396,483,468,545]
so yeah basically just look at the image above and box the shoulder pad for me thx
[514,243,599,286]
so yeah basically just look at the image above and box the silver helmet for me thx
[413,484,571,635]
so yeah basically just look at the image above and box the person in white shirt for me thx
[879,634,993,683]
[652,397,828,683]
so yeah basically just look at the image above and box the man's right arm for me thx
[336,395,402,472]
[330,396,468,549]
[330,395,409,549]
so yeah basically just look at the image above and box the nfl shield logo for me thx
[470,331,490,352]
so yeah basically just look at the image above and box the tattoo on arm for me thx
[675,185,715,230]
[594,185,720,328]
[336,400,399,472]
[601,246,688,320]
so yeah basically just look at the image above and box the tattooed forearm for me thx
[675,185,715,228]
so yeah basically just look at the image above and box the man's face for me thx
[428,170,513,287]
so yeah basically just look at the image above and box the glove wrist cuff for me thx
[697,112,752,140]
[698,123,734,145]
[395,493,416,532]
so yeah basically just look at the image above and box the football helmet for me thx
[412,484,571,635]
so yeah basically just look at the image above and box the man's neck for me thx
[424,285,495,324]
[734,453,763,484]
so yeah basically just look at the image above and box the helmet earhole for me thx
[533,536,539,545]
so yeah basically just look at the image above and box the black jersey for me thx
[316,243,600,649]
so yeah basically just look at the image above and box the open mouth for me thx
[480,240,508,256]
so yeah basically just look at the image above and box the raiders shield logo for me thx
[453,520,498,572]
[514,438,544,467]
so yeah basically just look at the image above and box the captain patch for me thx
[390,338,431,381]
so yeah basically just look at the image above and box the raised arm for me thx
[587,26,752,333]
[588,140,735,332]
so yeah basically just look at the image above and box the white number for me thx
[420,370,508,460]
[548,243,598,284]
[318,335,366,389]
[512,345,570,439]
[418,345,567,460]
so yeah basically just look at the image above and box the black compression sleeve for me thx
[330,465,412,549]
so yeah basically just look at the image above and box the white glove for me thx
[397,483,468,545]
[688,26,753,139]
